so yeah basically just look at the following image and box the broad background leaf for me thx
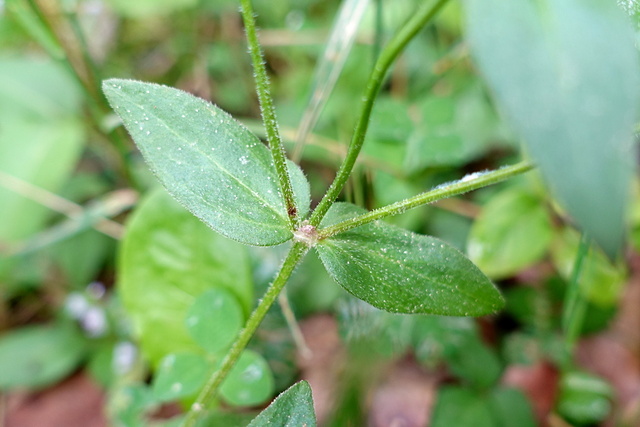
[185,288,244,355]
[118,188,253,366]
[103,79,310,246]
[0,322,87,390]
[248,380,316,427]
[464,0,640,256]
[316,203,504,316]
[0,57,84,243]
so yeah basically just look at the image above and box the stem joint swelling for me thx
[293,222,319,247]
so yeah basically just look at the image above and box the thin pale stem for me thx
[180,242,309,427]
[239,0,298,225]
[309,0,451,227]
[318,161,535,238]
[278,292,312,359]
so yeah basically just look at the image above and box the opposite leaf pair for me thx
[103,79,503,317]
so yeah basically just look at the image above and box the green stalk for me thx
[180,242,309,427]
[318,161,534,238]
[309,0,451,227]
[239,0,298,226]
[561,232,590,367]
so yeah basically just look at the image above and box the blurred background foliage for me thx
[0,0,639,426]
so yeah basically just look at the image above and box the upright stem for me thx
[318,161,534,238]
[239,0,298,226]
[180,242,309,427]
[309,0,450,227]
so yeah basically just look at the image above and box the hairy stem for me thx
[309,0,451,227]
[180,242,309,427]
[318,161,535,238]
[239,0,298,225]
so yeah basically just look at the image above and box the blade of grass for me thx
[0,171,131,241]
[4,189,136,257]
[292,0,371,162]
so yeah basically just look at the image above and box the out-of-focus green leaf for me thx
[316,203,504,316]
[337,298,414,358]
[467,187,553,279]
[106,0,198,18]
[551,228,627,307]
[185,288,244,356]
[220,350,275,407]
[247,381,316,427]
[0,57,84,244]
[465,0,640,256]
[556,371,613,425]
[447,334,502,389]
[152,353,209,401]
[431,386,496,427]
[411,316,477,366]
[118,189,253,366]
[103,79,310,246]
[490,388,536,427]
[0,323,87,390]
[405,84,503,170]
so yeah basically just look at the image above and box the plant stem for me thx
[239,0,298,226]
[318,161,534,238]
[561,232,590,367]
[180,242,309,427]
[308,0,450,227]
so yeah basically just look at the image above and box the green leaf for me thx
[106,0,198,18]
[316,203,504,316]
[118,188,253,366]
[447,334,502,389]
[431,386,496,427]
[467,187,553,279]
[0,58,84,244]
[0,323,87,390]
[103,79,310,246]
[247,381,316,427]
[185,288,244,355]
[405,84,503,170]
[221,350,275,407]
[489,388,537,427]
[464,0,640,256]
[152,353,209,401]
[556,371,613,425]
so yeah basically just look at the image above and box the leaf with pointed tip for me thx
[248,381,316,427]
[103,79,310,246]
[316,203,504,316]
[464,0,640,256]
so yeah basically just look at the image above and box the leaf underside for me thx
[316,203,504,316]
[103,78,310,246]
[465,0,640,256]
